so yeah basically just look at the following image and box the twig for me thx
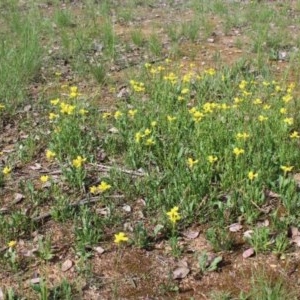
[89,163,146,177]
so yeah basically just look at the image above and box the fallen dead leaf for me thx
[183,230,200,239]
[93,246,105,255]
[243,248,255,259]
[14,193,25,202]
[29,163,42,170]
[173,266,190,279]
[229,223,243,232]
[61,259,73,272]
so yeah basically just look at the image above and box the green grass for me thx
[2,0,300,298]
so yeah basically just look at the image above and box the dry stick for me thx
[32,194,125,223]
[89,163,147,177]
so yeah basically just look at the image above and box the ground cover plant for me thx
[2,0,300,299]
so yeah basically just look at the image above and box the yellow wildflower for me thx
[50,98,60,105]
[282,94,292,103]
[187,157,199,168]
[135,132,144,143]
[258,115,268,122]
[151,121,157,127]
[181,88,189,95]
[145,138,155,146]
[280,165,294,175]
[290,131,300,139]
[79,109,88,115]
[263,104,271,110]
[192,111,204,123]
[248,171,258,181]
[98,181,111,192]
[114,110,123,120]
[40,175,49,183]
[233,147,245,156]
[0,103,5,109]
[207,155,218,163]
[114,232,129,244]
[144,128,151,136]
[283,117,293,125]
[253,98,262,105]
[8,241,17,248]
[167,115,176,122]
[128,109,137,118]
[102,112,112,119]
[72,156,86,168]
[46,150,56,160]
[239,80,247,90]
[236,132,250,140]
[49,112,59,120]
[2,166,11,175]
[166,206,181,224]
[60,102,75,115]
[90,185,98,194]
[205,68,216,76]
[280,108,287,114]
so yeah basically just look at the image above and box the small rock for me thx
[173,266,190,279]
[61,259,73,272]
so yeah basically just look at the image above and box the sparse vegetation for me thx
[1,0,300,298]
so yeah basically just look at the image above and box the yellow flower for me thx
[135,132,144,143]
[181,88,189,95]
[253,98,262,105]
[102,112,112,119]
[90,185,98,194]
[55,72,61,77]
[8,241,17,248]
[248,171,258,181]
[69,86,80,98]
[192,111,204,123]
[49,112,59,120]
[114,232,129,244]
[114,110,123,120]
[0,103,5,109]
[46,150,56,160]
[187,157,199,168]
[60,102,75,115]
[280,108,287,114]
[151,121,157,127]
[207,155,218,163]
[98,181,111,192]
[72,156,86,168]
[166,206,181,224]
[280,165,293,175]
[282,94,292,103]
[205,68,216,76]
[79,109,88,115]
[236,132,250,140]
[263,104,271,110]
[145,138,155,146]
[233,147,245,156]
[144,62,152,69]
[239,80,247,90]
[258,115,268,122]
[50,98,60,105]
[40,175,49,183]
[144,128,151,136]
[2,166,11,175]
[167,115,176,122]
[234,97,243,104]
[290,131,300,139]
[128,109,137,118]
[283,117,293,125]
